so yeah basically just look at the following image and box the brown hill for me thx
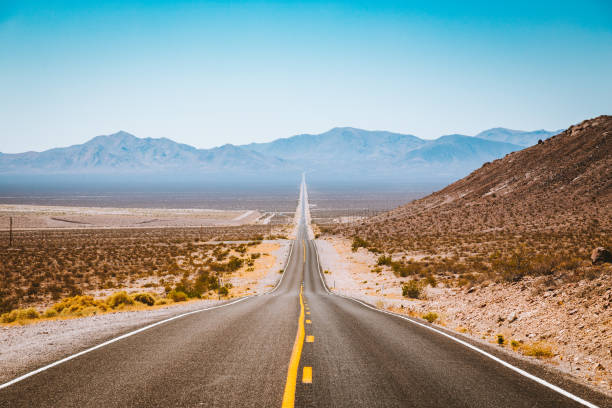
[346,115,611,241]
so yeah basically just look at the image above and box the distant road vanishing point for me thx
[0,176,609,407]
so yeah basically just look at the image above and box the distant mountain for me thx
[0,131,287,174]
[243,127,425,168]
[403,134,522,164]
[475,127,561,147]
[0,125,563,183]
[242,127,524,179]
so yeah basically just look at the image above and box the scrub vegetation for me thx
[0,225,278,314]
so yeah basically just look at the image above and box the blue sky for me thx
[1,0,611,152]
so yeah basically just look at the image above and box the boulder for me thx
[591,247,612,264]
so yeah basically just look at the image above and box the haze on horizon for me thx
[1,0,611,153]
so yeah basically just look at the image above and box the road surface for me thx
[1,176,609,407]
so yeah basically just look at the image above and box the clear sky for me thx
[1,0,611,153]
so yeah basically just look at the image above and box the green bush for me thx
[49,295,108,315]
[106,291,135,309]
[402,280,423,299]
[377,255,392,266]
[351,236,369,252]
[1,308,41,323]
[168,290,188,302]
[422,312,438,323]
[218,286,229,296]
[133,293,155,306]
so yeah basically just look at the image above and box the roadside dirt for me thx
[317,235,612,396]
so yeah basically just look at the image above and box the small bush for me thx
[106,291,135,309]
[510,340,520,349]
[351,237,369,252]
[377,255,392,266]
[218,286,229,296]
[402,280,423,299]
[168,290,188,302]
[422,312,438,323]
[49,295,108,316]
[133,293,155,306]
[521,341,553,358]
[1,308,41,323]
[497,334,505,345]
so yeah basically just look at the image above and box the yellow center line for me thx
[302,367,312,384]
[281,285,305,407]
[302,240,306,264]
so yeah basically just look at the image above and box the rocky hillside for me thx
[350,115,611,239]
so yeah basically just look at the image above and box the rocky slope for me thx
[347,115,611,239]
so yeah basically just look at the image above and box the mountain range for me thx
[0,126,561,182]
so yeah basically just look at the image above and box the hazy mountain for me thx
[403,135,522,164]
[0,125,562,183]
[0,131,287,174]
[243,127,425,167]
[475,127,561,147]
[242,127,523,179]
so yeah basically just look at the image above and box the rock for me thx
[568,309,578,315]
[507,312,518,323]
[467,287,476,294]
[591,247,612,264]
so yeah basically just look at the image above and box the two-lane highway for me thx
[1,176,610,407]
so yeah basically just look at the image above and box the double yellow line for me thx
[281,284,305,407]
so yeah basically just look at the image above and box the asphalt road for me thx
[1,178,610,407]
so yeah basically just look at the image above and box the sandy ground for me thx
[316,236,612,396]
[0,204,262,229]
[0,239,290,384]
[228,240,291,296]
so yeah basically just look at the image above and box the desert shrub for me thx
[168,290,188,302]
[497,334,505,345]
[402,280,423,299]
[1,310,18,323]
[392,261,423,277]
[218,286,229,296]
[1,308,40,323]
[521,341,553,358]
[351,236,369,252]
[50,295,108,315]
[510,340,521,349]
[422,312,438,323]
[133,293,155,306]
[377,255,392,266]
[106,291,135,309]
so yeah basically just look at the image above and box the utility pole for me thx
[9,217,12,247]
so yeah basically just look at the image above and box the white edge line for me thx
[0,296,249,390]
[311,240,599,408]
[270,239,295,294]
